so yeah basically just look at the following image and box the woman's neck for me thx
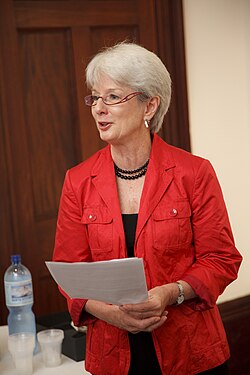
[110,134,152,170]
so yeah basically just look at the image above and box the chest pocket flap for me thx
[153,200,191,221]
[152,200,192,249]
[81,206,113,225]
[81,206,113,254]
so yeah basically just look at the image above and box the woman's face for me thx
[90,75,148,147]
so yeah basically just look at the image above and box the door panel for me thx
[19,29,78,218]
[0,0,189,323]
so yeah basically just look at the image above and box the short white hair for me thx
[86,42,172,133]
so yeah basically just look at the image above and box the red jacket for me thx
[53,134,242,375]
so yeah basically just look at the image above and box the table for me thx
[0,326,91,375]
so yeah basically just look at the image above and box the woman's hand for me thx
[118,284,178,332]
[85,299,166,333]
[113,304,167,333]
[85,283,183,334]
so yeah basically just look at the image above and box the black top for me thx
[122,214,138,257]
[122,214,162,375]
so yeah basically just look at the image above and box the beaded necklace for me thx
[114,159,149,180]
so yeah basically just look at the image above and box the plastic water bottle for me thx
[4,254,37,349]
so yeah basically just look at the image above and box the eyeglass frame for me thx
[84,91,146,107]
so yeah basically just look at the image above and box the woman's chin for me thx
[99,131,114,144]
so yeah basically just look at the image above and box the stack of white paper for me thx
[46,258,148,305]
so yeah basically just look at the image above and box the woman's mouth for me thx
[98,122,112,130]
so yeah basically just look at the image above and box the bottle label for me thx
[4,279,33,306]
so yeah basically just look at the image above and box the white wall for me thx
[183,0,250,302]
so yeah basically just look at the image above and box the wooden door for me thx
[0,0,189,323]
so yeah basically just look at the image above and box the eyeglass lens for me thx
[84,92,144,106]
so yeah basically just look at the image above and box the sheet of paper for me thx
[46,258,148,305]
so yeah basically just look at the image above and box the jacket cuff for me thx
[70,298,97,326]
[181,275,215,311]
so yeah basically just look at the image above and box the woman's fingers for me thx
[143,315,167,332]
[119,299,165,318]
[120,308,168,320]
[129,315,168,334]
[118,308,168,333]
[120,301,152,313]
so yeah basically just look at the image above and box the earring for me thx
[144,119,150,129]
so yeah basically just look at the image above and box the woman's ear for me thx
[144,96,160,120]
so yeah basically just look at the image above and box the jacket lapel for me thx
[91,146,125,243]
[136,135,175,242]
[89,135,175,249]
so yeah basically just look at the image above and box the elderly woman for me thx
[53,42,242,375]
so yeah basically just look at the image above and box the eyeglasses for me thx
[84,92,145,107]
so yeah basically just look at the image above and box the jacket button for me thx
[88,214,97,221]
[169,208,178,217]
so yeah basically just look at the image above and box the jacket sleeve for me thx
[181,159,242,311]
[52,170,97,326]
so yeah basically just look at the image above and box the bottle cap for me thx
[11,254,21,264]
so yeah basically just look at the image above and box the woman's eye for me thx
[107,94,120,102]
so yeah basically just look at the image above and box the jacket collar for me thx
[90,134,176,241]
[90,146,124,237]
[136,134,175,241]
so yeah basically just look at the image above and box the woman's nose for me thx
[94,97,108,114]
